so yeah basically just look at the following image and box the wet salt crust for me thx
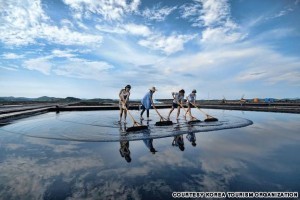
[0,109,252,142]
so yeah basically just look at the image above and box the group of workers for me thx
[118,85,198,123]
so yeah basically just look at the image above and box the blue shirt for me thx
[141,91,153,109]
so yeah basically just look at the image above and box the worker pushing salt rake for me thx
[166,89,199,124]
[140,87,173,126]
[185,89,201,123]
[118,85,131,123]
[140,86,157,121]
[167,89,185,120]
[184,89,218,122]
[118,85,148,132]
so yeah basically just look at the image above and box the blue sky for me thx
[0,0,299,99]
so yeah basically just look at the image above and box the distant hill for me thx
[35,96,62,102]
[65,97,82,102]
[0,96,34,102]
[0,96,81,102]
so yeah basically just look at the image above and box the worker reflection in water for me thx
[172,134,185,151]
[119,140,131,163]
[186,132,196,147]
[143,138,157,154]
[141,120,157,154]
[118,122,131,163]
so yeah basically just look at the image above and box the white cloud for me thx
[40,25,102,46]
[51,49,76,58]
[123,23,152,36]
[21,52,114,80]
[1,0,299,99]
[238,70,300,86]
[200,0,245,43]
[0,0,103,46]
[52,58,113,80]
[141,5,177,21]
[237,71,268,82]
[199,0,230,27]
[0,66,19,71]
[179,3,202,20]
[60,19,74,28]
[138,34,196,55]
[268,4,296,19]
[62,0,141,21]
[95,24,126,34]
[96,35,162,67]
[76,21,89,30]
[96,22,193,55]
[0,0,48,45]
[180,0,245,44]
[274,9,291,18]
[0,0,192,57]
[95,23,151,37]
[268,72,300,85]
[149,42,300,94]
[2,53,24,59]
[236,51,300,86]
[23,57,52,75]
[201,27,245,44]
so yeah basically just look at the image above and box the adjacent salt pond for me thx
[0,109,299,200]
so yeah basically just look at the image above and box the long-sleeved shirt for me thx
[141,91,153,109]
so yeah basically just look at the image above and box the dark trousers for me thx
[140,105,149,118]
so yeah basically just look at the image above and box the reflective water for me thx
[0,109,299,200]
[0,109,252,142]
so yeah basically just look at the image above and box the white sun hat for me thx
[149,86,157,92]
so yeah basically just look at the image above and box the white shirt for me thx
[172,92,184,103]
[187,93,196,102]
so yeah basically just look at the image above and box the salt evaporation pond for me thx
[0,109,252,142]
[0,109,299,200]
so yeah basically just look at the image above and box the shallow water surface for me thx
[0,109,252,142]
[0,109,299,199]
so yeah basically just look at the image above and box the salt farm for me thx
[0,105,299,199]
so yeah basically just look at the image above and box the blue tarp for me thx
[264,98,274,103]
